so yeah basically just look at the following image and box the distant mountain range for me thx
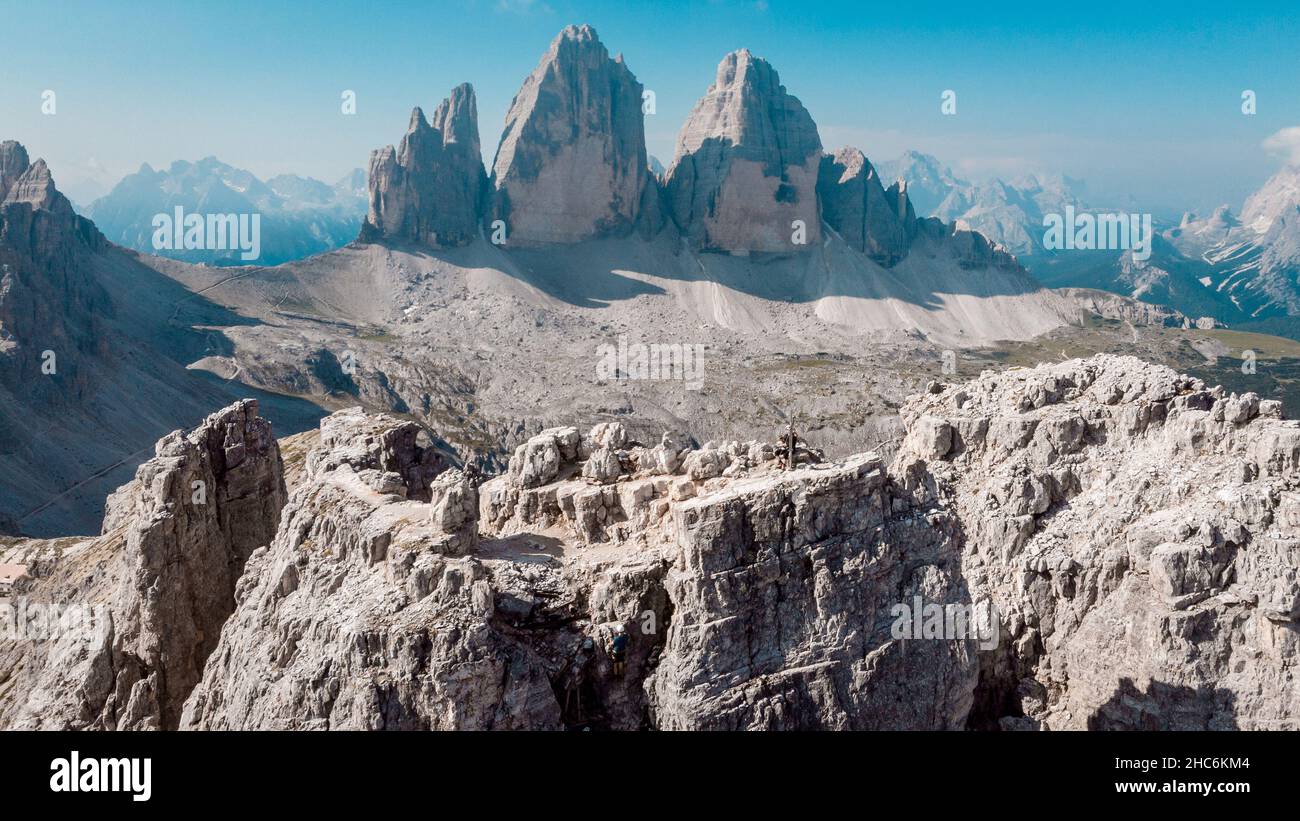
[882,149,1300,338]
[1,26,1125,534]
[83,158,366,266]
[875,151,1090,258]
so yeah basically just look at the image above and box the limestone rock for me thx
[362,83,486,247]
[582,446,625,484]
[895,354,1300,730]
[309,406,450,501]
[0,400,286,730]
[646,454,978,729]
[945,222,1019,270]
[817,146,912,264]
[0,141,110,393]
[490,25,651,245]
[9,353,1300,732]
[664,49,823,254]
[182,408,680,730]
[0,140,30,200]
[507,426,581,488]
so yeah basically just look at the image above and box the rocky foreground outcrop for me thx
[895,357,1299,729]
[183,414,977,729]
[4,356,1295,730]
[0,400,285,729]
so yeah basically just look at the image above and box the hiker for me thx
[563,637,595,723]
[609,627,629,677]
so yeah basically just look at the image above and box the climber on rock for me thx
[609,626,629,677]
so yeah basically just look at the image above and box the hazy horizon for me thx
[4,0,1299,215]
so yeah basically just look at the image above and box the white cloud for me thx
[1262,126,1300,165]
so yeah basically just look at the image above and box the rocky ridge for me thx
[894,356,1299,728]
[3,356,1296,730]
[0,400,285,729]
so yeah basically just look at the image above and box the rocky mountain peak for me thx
[408,106,429,133]
[817,146,913,265]
[0,139,107,393]
[0,140,32,200]
[664,49,822,253]
[0,144,73,218]
[677,48,821,170]
[490,24,650,245]
[1241,163,1300,234]
[362,83,486,248]
[429,83,478,148]
[2,158,70,214]
[557,22,597,44]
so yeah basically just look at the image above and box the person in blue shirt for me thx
[609,626,629,677]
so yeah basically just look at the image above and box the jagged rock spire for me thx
[817,146,914,265]
[363,82,486,248]
[0,140,32,201]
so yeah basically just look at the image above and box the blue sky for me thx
[2,0,1298,214]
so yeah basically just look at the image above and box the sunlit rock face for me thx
[490,25,651,246]
[665,49,823,255]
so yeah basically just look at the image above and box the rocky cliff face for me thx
[664,49,823,254]
[490,25,653,245]
[5,357,1297,730]
[817,147,912,265]
[0,400,285,729]
[894,356,1300,729]
[183,413,979,729]
[0,141,110,394]
[363,84,487,247]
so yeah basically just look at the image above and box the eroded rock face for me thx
[490,25,651,245]
[362,84,486,247]
[10,357,1298,732]
[894,355,1300,730]
[664,49,822,254]
[817,146,912,265]
[181,414,981,730]
[0,400,285,730]
[0,140,31,199]
[944,221,1019,270]
[645,454,979,729]
[0,141,108,390]
[181,409,573,729]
